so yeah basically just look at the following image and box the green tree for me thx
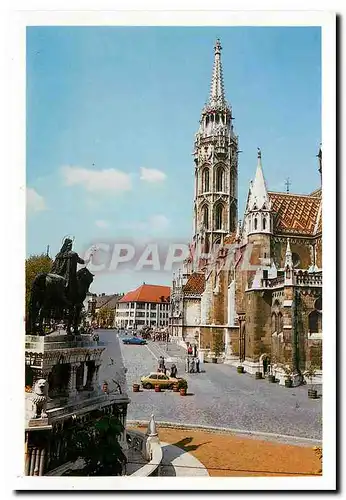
[25,254,53,313]
[97,306,115,327]
[69,413,126,476]
[213,332,225,358]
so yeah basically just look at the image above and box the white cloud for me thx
[95,219,109,228]
[61,165,132,193]
[120,214,169,234]
[148,214,169,231]
[140,167,166,183]
[26,187,46,214]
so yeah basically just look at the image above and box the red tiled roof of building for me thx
[268,191,322,236]
[310,187,322,198]
[182,273,205,295]
[119,284,171,303]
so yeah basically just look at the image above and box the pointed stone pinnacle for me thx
[147,414,158,436]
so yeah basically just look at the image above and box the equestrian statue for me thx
[27,238,96,336]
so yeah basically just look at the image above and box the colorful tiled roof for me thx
[119,284,171,303]
[268,192,322,236]
[182,273,205,295]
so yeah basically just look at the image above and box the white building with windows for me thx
[115,283,170,329]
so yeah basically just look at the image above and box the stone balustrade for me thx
[261,276,285,288]
[295,271,322,286]
[25,335,102,352]
[260,272,322,289]
[126,429,163,477]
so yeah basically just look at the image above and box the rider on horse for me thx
[51,238,89,298]
[28,238,95,335]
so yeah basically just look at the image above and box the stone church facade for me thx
[169,40,322,384]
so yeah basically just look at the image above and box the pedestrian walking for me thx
[188,345,193,356]
[170,364,177,378]
[196,357,200,373]
[185,357,190,373]
[193,344,197,357]
[190,358,195,373]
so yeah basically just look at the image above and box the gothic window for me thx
[315,296,322,312]
[278,312,283,333]
[309,310,322,333]
[202,205,209,229]
[216,167,224,191]
[292,252,301,268]
[309,297,322,334]
[215,204,224,230]
[214,235,221,246]
[204,234,210,254]
[254,217,258,231]
[262,216,267,231]
[271,313,276,333]
[202,168,210,192]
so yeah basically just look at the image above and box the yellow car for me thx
[141,372,178,390]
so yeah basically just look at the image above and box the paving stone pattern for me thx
[98,330,322,440]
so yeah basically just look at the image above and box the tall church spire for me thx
[248,148,271,211]
[193,39,239,257]
[243,149,273,237]
[209,39,226,108]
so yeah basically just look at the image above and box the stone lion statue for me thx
[31,379,48,419]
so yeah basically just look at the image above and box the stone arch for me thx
[309,310,322,333]
[200,203,209,230]
[262,215,267,231]
[215,165,225,191]
[213,234,221,247]
[315,296,322,312]
[202,167,210,193]
[25,365,34,387]
[214,203,225,230]
[260,353,270,374]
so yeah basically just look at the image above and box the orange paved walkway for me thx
[131,426,322,477]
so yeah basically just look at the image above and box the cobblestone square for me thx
[99,330,322,440]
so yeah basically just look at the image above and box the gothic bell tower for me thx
[193,39,239,253]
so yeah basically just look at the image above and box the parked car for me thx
[141,372,178,389]
[122,336,147,345]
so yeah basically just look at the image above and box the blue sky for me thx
[26,26,321,294]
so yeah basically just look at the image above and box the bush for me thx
[177,378,188,391]
[68,412,126,476]
[213,332,224,358]
[303,364,318,390]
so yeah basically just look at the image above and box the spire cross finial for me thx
[285,177,291,193]
[214,38,222,54]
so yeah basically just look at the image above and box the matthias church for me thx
[169,40,322,385]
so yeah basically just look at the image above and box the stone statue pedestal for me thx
[24,333,130,476]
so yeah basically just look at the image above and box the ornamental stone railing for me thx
[261,276,285,288]
[295,272,322,286]
[45,416,163,477]
[25,334,103,352]
[126,426,162,477]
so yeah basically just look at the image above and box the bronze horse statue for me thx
[28,267,94,336]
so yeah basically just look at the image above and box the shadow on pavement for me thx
[172,436,211,453]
